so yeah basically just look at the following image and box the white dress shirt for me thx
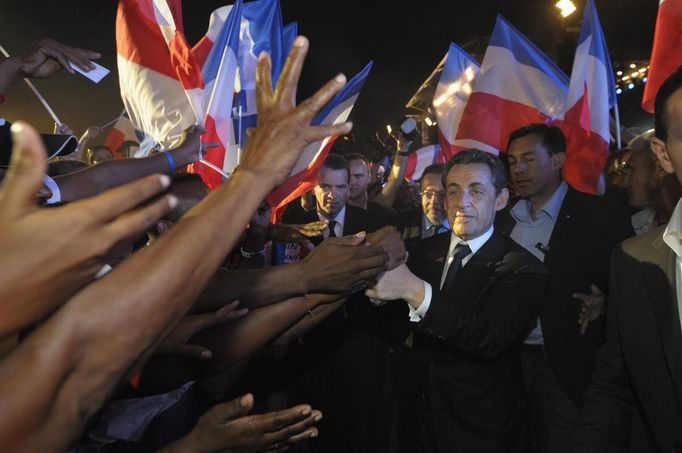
[409,225,494,322]
[318,206,346,237]
[662,198,682,333]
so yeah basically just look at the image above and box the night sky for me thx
[0,0,658,144]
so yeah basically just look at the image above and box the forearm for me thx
[273,297,346,346]
[55,148,193,202]
[196,263,310,311]
[372,153,407,208]
[0,168,269,451]
[0,56,22,97]
[195,294,339,373]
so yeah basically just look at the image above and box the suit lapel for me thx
[447,232,505,295]
[645,234,682,404]
[545,188,580,266]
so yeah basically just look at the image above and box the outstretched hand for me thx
[239,36,353,187]
[573,284,605,335]
[17,38,100,79]
[165,394,321,452]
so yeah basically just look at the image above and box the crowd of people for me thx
[2,34,682,453]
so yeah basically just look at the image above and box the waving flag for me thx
[267,62,373,216]
[563,0,616,193]
[432,43,480,159]
[103,111,142,158]
[405,144,444,182]
[190,0,243,189]
[455,16,569,155]
[116,0,203,153]
[642,0,682,112]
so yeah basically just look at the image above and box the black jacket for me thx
[408,230,548,453]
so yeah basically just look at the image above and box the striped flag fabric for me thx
[266,62,373,216]
[642,0,682,113]
[432,43,480,160]
[404,144,444,182]
[562,0,616,193]
[103,111,140,158]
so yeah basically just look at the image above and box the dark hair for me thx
[321,153,350,181]
[419,163,446,185]
[507,123,566,155]
[445,149,507,194]
[345,153,370,166]
[164,173,210,223]
[654,65,682,141]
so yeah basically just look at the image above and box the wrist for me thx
[294,261,313,294]
[404,275,426,308]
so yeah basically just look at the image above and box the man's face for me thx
[420,173,445,224]
[348,158,370,199]
[626,152,654,209]
[507,134,563,199]
[652,88,682,184]
[445,163,509,240]
[313,167,349,218]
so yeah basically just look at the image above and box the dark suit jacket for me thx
[496,186,634,407]
[573,227,682,453]
[408,230,548,453]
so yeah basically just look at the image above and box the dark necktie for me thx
[442,243,472,289]
[328,220,338,237]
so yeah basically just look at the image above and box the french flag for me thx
[103,111,142,158]
[190,0,243,189]
[267,62,373,216]
[405,144,444,182]
[642,0,682,113]
[116,0,204,153]
[455,16,569,155]
[562,0,616,193]
[432,43,480,160]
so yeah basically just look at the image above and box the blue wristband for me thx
[163,150,176,173]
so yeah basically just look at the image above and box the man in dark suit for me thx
[573,67,682,453]
[496,124,633,452]
[281,153,391,453]
[367,149,548,453]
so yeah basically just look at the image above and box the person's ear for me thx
[552,152,566,171]
[495,187,509,211]
[651,137,675,175]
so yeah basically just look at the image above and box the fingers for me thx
[257,406,320,445]
[323,231,366,246]
[572,292,591,303]
[303,121,353,144]
[590,284,604,296]
[213,394,254,422]
[297,73,347,121]
[275,36,309,106]
[256,52,274,115]
[1,122,48,211]
[104,194,176,242]
[214,300,249,322]
[79,174,171,222]
[180,344,213,360]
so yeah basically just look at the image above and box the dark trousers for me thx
[522,345,578,453]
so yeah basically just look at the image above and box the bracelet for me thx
[303,293,315,325]
[163,150,176,173]
[240,246,265,258]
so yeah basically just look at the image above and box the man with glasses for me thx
[402,163,450,249]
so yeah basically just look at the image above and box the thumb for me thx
[214,393,254,422]
[1,122,48,210]
[590,284,603,296]
[180,344,214,360]
[333,231,367,246]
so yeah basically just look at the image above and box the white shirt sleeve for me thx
[408,280,432,322]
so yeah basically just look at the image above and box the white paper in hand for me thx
[68,61,110,83]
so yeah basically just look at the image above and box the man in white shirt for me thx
[573,66,682,453]
[366,149,548,453]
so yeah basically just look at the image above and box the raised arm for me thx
[0,37,353,452]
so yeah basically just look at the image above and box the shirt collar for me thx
[424,215,449,231]
[511,180,568,222]
[664,198,682,258]
[318,205,346,228]
[449,225,494,257]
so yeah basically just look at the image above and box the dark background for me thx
[0,0,658,143]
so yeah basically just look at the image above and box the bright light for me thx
[425,117,434,126]
[622,75,630,81]
[447,82,461,95]
[433,95,446,107]
[643,77,648,83]
[555,0,576,17]
[631,72,639,78]
[638,68,647,73]
[462,83,473,96]
[629,63,637,69]
[616,88,623,95]
[628,83,635,90]
[464,66,476,82]
[616,71,623,76]
[386,125,392,134]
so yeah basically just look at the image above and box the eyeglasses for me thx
[420,190,445,200]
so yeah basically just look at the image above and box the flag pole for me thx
[613,102,622,149]
[0,43,62,126]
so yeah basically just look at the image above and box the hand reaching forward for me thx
[160,394,322,453]
[17,38,100,79]
[574,284,605,335]
[0,122,176,337]
[239,36,353,187]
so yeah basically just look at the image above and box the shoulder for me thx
[619,225,666,262]
[408,232,450,262]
